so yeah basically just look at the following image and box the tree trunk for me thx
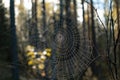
[90,0,98,78]
[10,0,19,79]
[73,0,77,24]
[59,0,64,28]
[65,0,71,27]
[30,0,39,48]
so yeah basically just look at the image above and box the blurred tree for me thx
[0,0,10,61]
[65,0,71,27]
[10,0,19,79]
[112,0,120,79]
[17,0,28,47]
[17,0,29,63]
[29,0,39,48]
[89,0,99,79]
[0,1,12,80]
[73,0,77,25]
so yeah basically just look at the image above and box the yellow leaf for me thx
[26,51,34,56]
[38,58,45,63]
[31,55,35,58]
[28,60,34,65]
[43,51,47,55]
[41,55,46,61]
[45,48,52,53]
[46,52,51,57]
[25,45,34,52]
[36,58,43,63]
[38,63,45,70]
[38,51,42,55]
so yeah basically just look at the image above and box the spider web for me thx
[24,14,98,80]
[18,1,100,80]
[45,16,95,80]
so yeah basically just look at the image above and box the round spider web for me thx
[43,19,94,80]
[23,17,95,80]
[19,2,98,80]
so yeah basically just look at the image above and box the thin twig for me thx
[85,1,107,32]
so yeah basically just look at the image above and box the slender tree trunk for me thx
[30,0,39,48]
[82,0,86,49]
[65,0,71,27]
[10,0,19,80]
[114,0,119,79]
[42,0,46,31]
[90,0,98,78]
[90,0,97,57]
[87,5,91,46]
[41,0,47,49]
[73,0,77,28]
[59,0,63,28]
